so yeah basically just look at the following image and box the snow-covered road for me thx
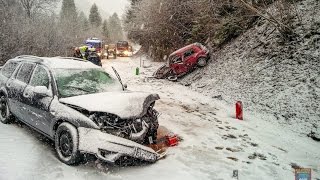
[0,57,319,180]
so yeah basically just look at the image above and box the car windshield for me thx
[54,68,122,98]
[117,41,128,48]
[108,44,116,49]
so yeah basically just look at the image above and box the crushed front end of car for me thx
[88,101,160,144]
[78,127,161,163]
[62,92,163,163]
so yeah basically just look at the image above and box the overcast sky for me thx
[87,0,130,16]
[58,0,130,19]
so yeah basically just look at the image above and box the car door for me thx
[183,48,197,71]
[22,65,54,134]
[170,54,188,75]
[6,62,35,120]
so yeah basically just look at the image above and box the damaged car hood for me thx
[59,91,160,119]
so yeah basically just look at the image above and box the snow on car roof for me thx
[41,57,100,69]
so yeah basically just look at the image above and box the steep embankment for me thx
[182,0,320,135]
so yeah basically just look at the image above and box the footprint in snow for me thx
[227,157,239,161]
[250,142,259,147]
[226,147,242,152]
[223,134,237,139]
[248,152,267,160]
[215,146,224,150]
[225,126,238,130]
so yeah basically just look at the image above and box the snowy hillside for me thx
[182,0,320,136]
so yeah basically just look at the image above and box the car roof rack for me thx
[54,57,87,62]
[16,55,43,62]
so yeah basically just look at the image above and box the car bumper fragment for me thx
[78,127,160,163]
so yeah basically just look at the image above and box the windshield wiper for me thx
[63,85,94,93]
[112,66,125,91]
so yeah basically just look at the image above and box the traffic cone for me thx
[236,101,243,120]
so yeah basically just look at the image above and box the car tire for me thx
[0,94,13,124]
[197,57,207,67]
[55,122,82,165]
[168,76,178,82]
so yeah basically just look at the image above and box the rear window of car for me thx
[117,41,128,47]
[1,61,19,78]
[195,43,208,52]
[16,63,35,83]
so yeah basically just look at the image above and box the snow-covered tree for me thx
[89,3,102,27]
[102,20,110,41]
[108,13,124,42]
[60,0,77,23]
[79,11,89,31]
[19,0,56,18]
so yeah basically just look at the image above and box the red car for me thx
[154,43,210,80]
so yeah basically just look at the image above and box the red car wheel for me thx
[197,57,207,67]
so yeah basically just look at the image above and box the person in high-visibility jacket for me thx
[79,46,89,60]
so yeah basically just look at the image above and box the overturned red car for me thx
[154,43,210,81]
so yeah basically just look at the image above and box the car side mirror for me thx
[34,86,50,97]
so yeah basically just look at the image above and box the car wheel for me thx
[0,94,13,124]
[197,57,207,67]
[168,76,178,82]
[55,122,82,165]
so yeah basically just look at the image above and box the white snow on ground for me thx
[0,56,319,180]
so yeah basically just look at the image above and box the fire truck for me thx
[116,41,133,57]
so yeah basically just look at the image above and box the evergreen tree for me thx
[102,20,109,40]
[78,11,89,31]
[125,0,142,24]
[60,0,78,39]
[108,13,123,41]
[89,3,102,27]
[60,0,77,22]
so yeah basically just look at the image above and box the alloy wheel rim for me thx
[198,59,206,66]
[59,131,73,157]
